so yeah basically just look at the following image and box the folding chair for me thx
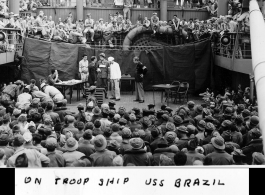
[169,81,180,102]
[176,82,189,103]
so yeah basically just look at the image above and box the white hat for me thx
[40,83,46,89]
[14,14,19,17]
[23,132,32,142]
[108,57,114,61]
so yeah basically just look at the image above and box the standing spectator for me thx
[108,56,121,101]
[133,56,147,103]
[123,0,133,20]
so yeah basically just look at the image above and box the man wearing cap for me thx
[232,149,247,165]
[79,55,89,88]
[185,139,205,165]
[90,135,117,166]
[96,53,110,98]
[100,107,112,131]
[133,56,147,103]
[123,137,151,166]
[31,90,52,103]
[128,114,141,132]
[84,13,95,42]
[204,136,234,165]
[1,81,24,105]
[175,126,190,151]
[41,83,64,102]
[108,56,121,101]
[62,137,85,167]
[77,130,95,158]
[74,103,85,123]
[7,135,50,167]
[151,138,175,166]
[23,132,41,152]
[46,137,65,167]
[119,127,132,155]
[62,115,79,136]
[242,128,263,165]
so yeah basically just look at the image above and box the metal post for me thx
[250,74,255,101]
[9,0,19,15]
[217,0,229,17]
[249,0,265,153]
[160,0,167,21]
[76,0,84,21]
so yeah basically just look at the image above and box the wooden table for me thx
[54,81,86,104]
[120,77,135,95]
[152,84,178,106]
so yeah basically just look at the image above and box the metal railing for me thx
[213,32,252,59]
[0,28,23,53]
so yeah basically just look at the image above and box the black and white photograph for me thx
[0,0,264,194]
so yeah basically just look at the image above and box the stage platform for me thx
[66,90,203,113]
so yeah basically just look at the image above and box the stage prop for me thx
[21,38,212,93]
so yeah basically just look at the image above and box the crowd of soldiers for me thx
[0,75,264,167]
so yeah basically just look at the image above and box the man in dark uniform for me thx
[96,53,110,98]
[133,56,147,103]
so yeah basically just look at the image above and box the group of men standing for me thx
[79,53,147,103]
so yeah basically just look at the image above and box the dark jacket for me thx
[120,139,132,155]
[242,138,263,165]
[96,59,110,78]
[205,150,234,165]
[151,148,175,166]
[123,149,151,166]
[90,149,116,167]
[135,62,147,82]
[88,62,97,85]
[77,140,95,157]
[47,151,65,167]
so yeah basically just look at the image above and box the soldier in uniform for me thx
[133,57,147,103]
[96,53,110,99]
[0,80,24,107]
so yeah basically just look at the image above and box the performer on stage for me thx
[133,56,147,103]
[79,55,89,88]
[96,53,110,99]
[47,69,61,86]
[108,56,121,101]
[88,56,98,86]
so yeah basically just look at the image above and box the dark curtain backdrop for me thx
[21,38,212,92]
